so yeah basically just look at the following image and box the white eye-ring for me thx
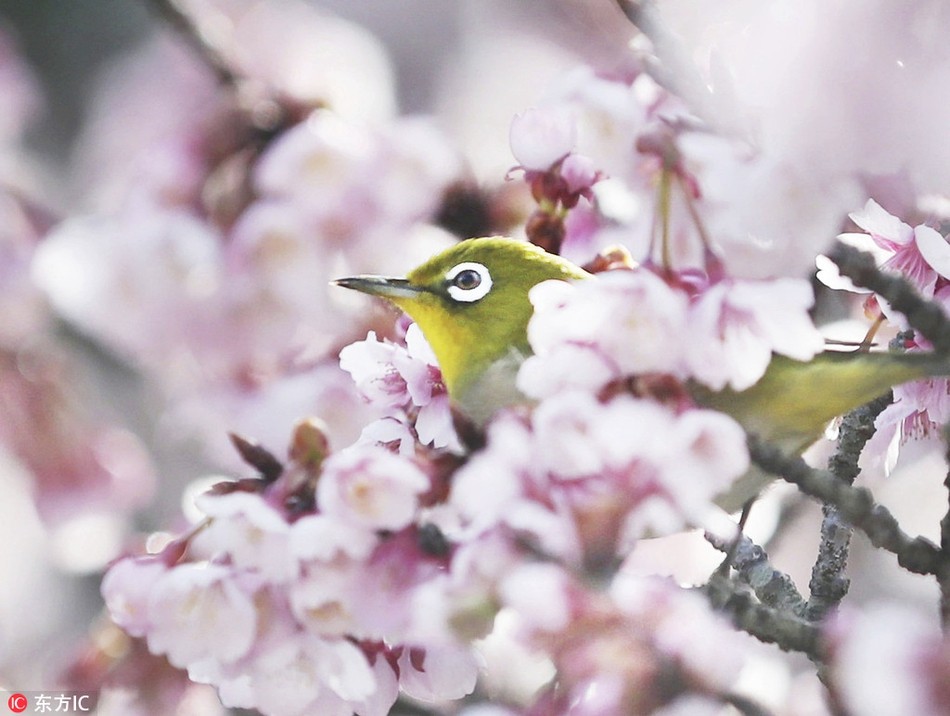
[445,261,492,303]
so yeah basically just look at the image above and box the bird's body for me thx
[336,237,948,510]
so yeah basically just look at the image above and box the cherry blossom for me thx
[316,445,430,531]
[831,198,950,296]
[101,423,478,716]
[829,604,950,716]
[495,567,746,714]
[146,563,259,669]
[519,264,823,397]
[340,325,460,452]
[100,558,169,637]
[509,107,577,172]
[685,277,825,391]
[518,269,690,399]
[191,492,299,583]
[818,200,950,466]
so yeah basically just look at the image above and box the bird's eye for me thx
[445,261,492,303]
[453,269,481,290]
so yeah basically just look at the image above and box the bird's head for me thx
[335,237,590,397]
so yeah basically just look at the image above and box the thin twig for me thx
[805,394,892,622]
[748,435,947,577]
[144,0,241,90]
[706,532,806,615]
[721,691,776,716]
[826,242,950,354]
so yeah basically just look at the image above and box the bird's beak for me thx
[332,276,426,300]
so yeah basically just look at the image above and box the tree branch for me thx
[805,394,892,622]
[748,435,947,577]
[705,532,806,615]
[704,577,822,658]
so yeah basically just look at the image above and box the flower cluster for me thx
[452,390,747,569]
[490,567,747,715]
[102,396,755,716]
[507,63,859,280]
[340,324,460,453]
[0,28,157,535]
[518,265,824,399]
[102,422,478,716]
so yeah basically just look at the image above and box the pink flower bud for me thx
[509,107,577,171]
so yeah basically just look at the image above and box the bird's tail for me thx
[698,350,949,512]
[695,350,949,454]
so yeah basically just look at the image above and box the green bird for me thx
[335,236,949,511]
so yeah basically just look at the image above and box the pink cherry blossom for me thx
[837,198,950,295]
[289,513,377,562]
[829,604,950,716]
[191,492,299,584]
[101,420,476,716]
[678,132,861,279]
[316,445,431,531]
[0,349,157,528]
[685,277,825,390]
[191,0,396,120]
[396,643,479,702]
[145,563,258,669]
[100,558,169,637]
[519,269,690,399]
[32,207,225,365]
[495,567,745,714]
[339,330,413,410]
[820,203,950,465]
[340,325,460,451]
[509,106,577,171]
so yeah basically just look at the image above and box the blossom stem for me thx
[805,394,892,622]
[658,167,673,270]
[676,171,725,278]
[827,242,950,354]
[858,313,886,352]
[747,434,948,578]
